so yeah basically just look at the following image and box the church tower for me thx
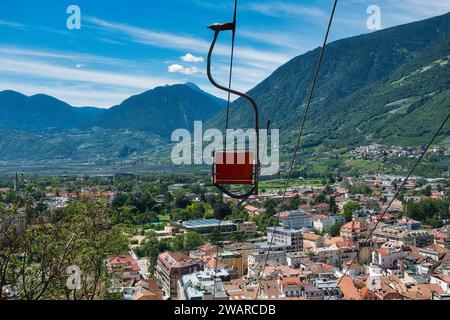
[13,172,20,192]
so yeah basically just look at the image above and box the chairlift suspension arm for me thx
[207,30,260,151]
[206,5,260,201]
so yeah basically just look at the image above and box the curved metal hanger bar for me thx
[207,26,260,201]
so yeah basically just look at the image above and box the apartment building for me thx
[177,269,229,300]
[267,227,303,253]
[156,252,203,299]
[274,210,313,230]
[372,223,434,247]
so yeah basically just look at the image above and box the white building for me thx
[267,227,303,253]
[371,242,407,269]
[274,210,313,230]
[430,275,450,294]
[313,244,340,267]
[286,252,305,268]
[45,196,69,211]
[248,250,287,266]
[313,215,345,232]
[177,269,229,300]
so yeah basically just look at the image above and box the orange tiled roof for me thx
[303,233,322,241]
[338,276,361,300]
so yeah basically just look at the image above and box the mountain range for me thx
[0,90,104,132]
[0,82,224,136]
[0,13,449,174]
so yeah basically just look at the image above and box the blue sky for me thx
[0,0,449,108]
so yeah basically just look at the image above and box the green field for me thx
[259,178,325,191]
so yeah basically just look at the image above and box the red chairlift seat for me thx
[213,151,256,185]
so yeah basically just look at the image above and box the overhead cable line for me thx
[213,0,238,300]
[336,111,450,289]
[225,0,238,135]
[255,0,339,300]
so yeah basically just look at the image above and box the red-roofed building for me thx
[133,279,163,300]
[244,205,260,215]
[340,221,368,241]
[108,255,140,283]
[338,276,361,300]
[372,242,408,269]
[278,276,303,297]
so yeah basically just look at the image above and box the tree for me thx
[0,197,128,301]
[135,231,169,277]
[184,232,205,251]
[214,202,231,220]
[392,180,398,191]
[171,232,205,252]
[329,197,338,214]
[287,195,302,210]
[325,223,344,237]
[175,197,191,209]
[251,213,278,232]
[227,231,248,242]
[342,201,361,222]
[406,199,447,226]
[209,228,222,245]
[315,194,327,204]
[263,199,277,216]
[350,184,372,196]
[423,185,432,197]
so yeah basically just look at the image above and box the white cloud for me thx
[0,46,132,68]
[0,19,26,29]
[0,47,178,107]
[0,56,172,90]
[85,16,291,68]
[168,64,200,75]
[238,29,306,51]
[245,1,326,18]
[85,16,209,52]
[181,53,204,63]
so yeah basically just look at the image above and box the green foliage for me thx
[0,197,128,300]
[213,202,232,220]
[342,201,361,222]
[227,231,249,242]
[325,223,344,237]
[406,198,449,227]
[170,231,206,252]
[134,231,170,276]
[349,184,372,196]
[263,199,277,216]
[172,202,210,222]
[423,185,432,197]
[251,213,278,232]
[225,205,249,221]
